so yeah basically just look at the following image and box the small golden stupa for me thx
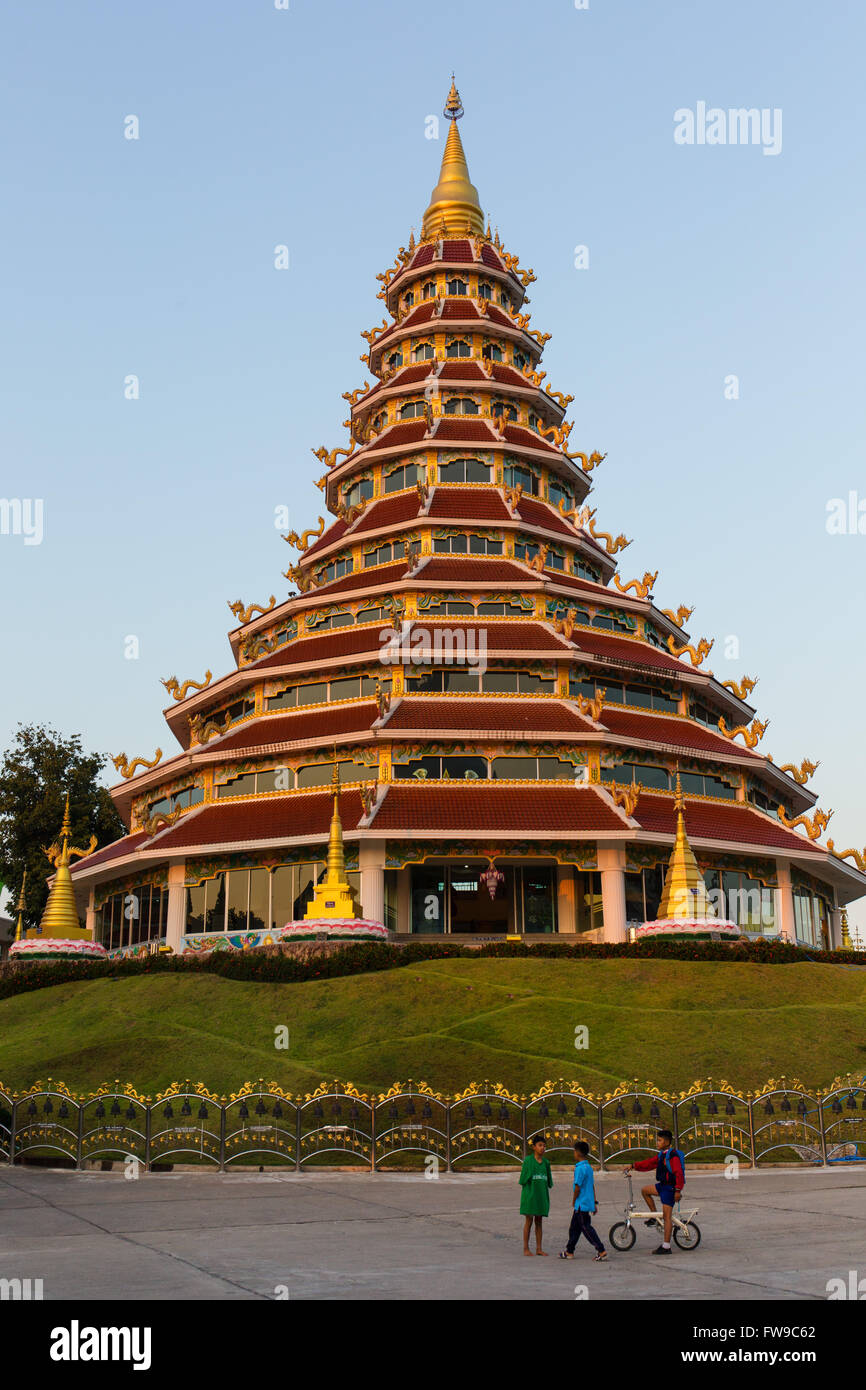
[13,869,27,943]
[637,775,739,940]
[303,766,358,921]
[421,77,484,239]
[840,908,853,951]
[10,796,106,962]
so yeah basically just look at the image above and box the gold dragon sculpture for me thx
[526,543,550,573]
[161,671,212,702]
[504,482,524,510]
[826,842,866,871]
[662,604,695,629]
[613,570,658,599]
[770,756,820,785]
[574,687,607,723]
[139,805,184,839]
[537,419,573,449]
[227,597,276,626]
[188,713,226,745]
[545,387,574,410]
[360,318,389,345]
[717,716,769,749]
[609,782,641,818]
[312,443,356,471]
[563,449,606,473]
[342,383,370,407]
[721,675,758,702]
[667,635,714,668]
[553,607,579,640]
[282,517,326,552]
[112,750,162,780]
[778,806,834,841]
[44,830,98,867]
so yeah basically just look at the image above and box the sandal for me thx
[558,1250,574,1259]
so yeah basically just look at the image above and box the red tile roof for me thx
[428,487,510,521]
[516,496,576,538]
[420,557,531,584]
[252,625,390,672]
[408,244,435,269]
[70,831,151,875]
[350,492,422,536]
[441,299,481,321]
[303,515,348,561]
[600,708,755,759]
[633,793,824,855]
[386,363,438,389]
[572,629,685,673]
[388,698,594,735]
[433,419,498,444]
[480,244,506,271]
[370,420,428,450]
[153,791,366,850]
[372,784,624,833]
[485,305,515,329]
[210,703,377,753]
[503,423,558,454]
[442,239,474,262]
[489,364,529,387]
[439,361,487,381]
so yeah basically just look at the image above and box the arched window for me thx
[399,400,426,420]
[438,458,492,484]
[492,400,518,422]
[482,343,504,362]
[444,397,479,416]
[387,350,403,370]
[478,281,493,300]
[446,339,471,358]
[513,349,529,370]
[372,412,386,433]
[421,280,436,300]
[447,277,468,296]
[401,290,414,310]
[412,341,435,361]
[529,412,540,431]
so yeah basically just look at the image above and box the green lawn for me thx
[0,956,863,1097]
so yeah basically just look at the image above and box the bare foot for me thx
[536,1249,549,1256]
[523,1249,535,1256]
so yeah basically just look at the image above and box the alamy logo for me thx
[379,622,488,673]
[49,1320,152,1371]
[0,1277,43,1300]
[674,102,782,156]
[0,498,43,545]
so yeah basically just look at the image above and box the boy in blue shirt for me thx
[559,1141,608,1261]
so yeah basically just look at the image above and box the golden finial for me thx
[303,750,357,921]
[840,909,853,951]
[422,78,484,240]
[14,869,27,942]
[32,794,96,939]
[655,771,716,921]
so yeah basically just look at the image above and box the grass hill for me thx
[0,955,863,1097]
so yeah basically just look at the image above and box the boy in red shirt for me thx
[624,1129,684,1254]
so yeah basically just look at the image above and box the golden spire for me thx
[303,759,358,920]
[840,908,853,950]
[14,870,27,942]
[32,794,96,940]
[422,78,484,240]
[656,773,716,920]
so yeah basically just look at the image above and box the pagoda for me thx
[69,82,866,955]
[636,774,740,941]
[10,798,107,962]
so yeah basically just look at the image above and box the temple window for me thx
[412,340,435,361]
[444,397,479,415]
[399,400,426,420]
[504,461,539,493]
[421,280,436,299]
[267,674,389,711]
[478,280,492,300]
[601,762,671,792]
[296,758,373,788]
[387,350,403,370]
[548,477,575,511]
[316,555,353,585]
[590,610,633,634]
[447,277,468,295]
[97,883,168,951]
[402,290,414,310]
[482,343,504,362]
[405,667,479,693]
[482,669,555,694]
[574,559,602,583]
[306,610,354,632]
[529,412,540,431]
[433,533,502,556]
[384,461,424,492]
[679,770,737,800]
[513,349,529,370]
[445,338,471,358]
[690,697,724,728]
[146,785,203,819]
[476,598,530,616]
[438,457,491,483]
[342,476,374,509]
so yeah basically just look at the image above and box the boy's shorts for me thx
[656,1182,677,1206]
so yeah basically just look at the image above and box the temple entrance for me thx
[409,863,557,934]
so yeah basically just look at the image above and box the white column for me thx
[85,888,97,942]
[598,843,627,943]
[165,863,187,952]
[359,841,386,924]
[556,864,576,935]
[775,859,795,944]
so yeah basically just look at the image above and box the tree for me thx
[0,725,125,930]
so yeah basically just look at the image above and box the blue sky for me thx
[1,1,864,926]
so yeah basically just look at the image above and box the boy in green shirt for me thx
[519,1133,553,1255]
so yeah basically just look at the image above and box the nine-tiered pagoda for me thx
[68,82,866,952]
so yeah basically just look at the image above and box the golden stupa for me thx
[10,796,106,962]
[421,78,484,239]
[303,765,358,920]
[638,775,739,939]
[13,869,27,943]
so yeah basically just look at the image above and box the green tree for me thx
[0,725,125,930]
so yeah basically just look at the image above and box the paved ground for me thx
[1,1164,864,1300]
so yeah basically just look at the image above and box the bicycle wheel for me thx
[608,1221,636,1251]
[673,1220,701,1250]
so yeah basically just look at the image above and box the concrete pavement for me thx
[1,1164,864,1300]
